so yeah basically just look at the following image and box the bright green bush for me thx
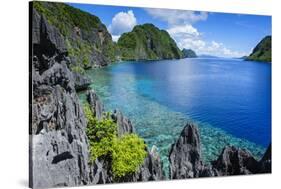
[83,103,147,179]
[112,134,147,178]
[84,104,117,161]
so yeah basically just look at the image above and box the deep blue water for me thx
[80,58,271,172]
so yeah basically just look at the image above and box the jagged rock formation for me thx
[30,7,91,188]
[258,144,271,173]
[182,48,197,58]
[169,123,204,179]
[73,72,91,91]
[117,24,182,60]
[169,123,272,179]
[31,4,164,187]
[246,35,271,62]
[86,90,104,120]
[212,146,260,175]
[111,110,135,137]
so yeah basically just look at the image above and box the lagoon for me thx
[80,58,271,173]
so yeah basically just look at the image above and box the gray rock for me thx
[31,9,91,188]
[258,144,271,173]
[31,85,90,188]
[41,62,75,92]
[32,9,67,73]
[169,123,203,179]
[86,90,104,120]
[169,123,271,180]
[89,159,113,184]
[72,72,91,91]
[212,146,259,175]
[111,110,135,137]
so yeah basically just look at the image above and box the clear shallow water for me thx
[79,58,271,174]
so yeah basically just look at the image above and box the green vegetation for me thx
[117,24,183,60]
[247,36,271,62]
[112,134,146,178]
[33,1,116,72]
[33,2,184,65]
[182,48,197,58]
[83,103,146,179]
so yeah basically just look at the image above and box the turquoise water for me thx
[79,58,271,174]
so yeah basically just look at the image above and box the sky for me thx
[68,3,271,58]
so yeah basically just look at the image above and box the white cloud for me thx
[167,24,246,58]
[145,8,208,25]
[167,24,200,38]
[108,10,137,36]
[111,35,120,42]
[144,8,246,58]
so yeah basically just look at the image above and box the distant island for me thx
[182,48,197,58]
[198,54,220,58]
[246,36,271,62]
[117,24,183,61]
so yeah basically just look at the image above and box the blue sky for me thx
[68,2,271,57]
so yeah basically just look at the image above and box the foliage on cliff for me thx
[33,1,117,72]
[83,103,146,179]
[182,48,197,58]
[246,36,271,62]
[117,24,183,60]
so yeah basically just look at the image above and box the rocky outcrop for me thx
[86,90,104,120]
[258,144,271,173]
[30,9,91,189]
[111,110,135,137]
[169,123,271,179]
[169,123,204,179]
[30,5,97,188]
[212,146,259,175]
[73,72,91,91]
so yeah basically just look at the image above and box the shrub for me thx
[112,134,147,178]
[83,103,147,179]
[84,104,117,161]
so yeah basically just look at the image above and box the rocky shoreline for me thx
[30,4,271,189]
[169,123,271,180]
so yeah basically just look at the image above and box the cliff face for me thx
[117,24,183,61]
[30,4,164,188]
[33,1,116,72]
[247,36,272,62]
[31,7,91,188]
[169,123,271,179]
[182,49,197,58]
